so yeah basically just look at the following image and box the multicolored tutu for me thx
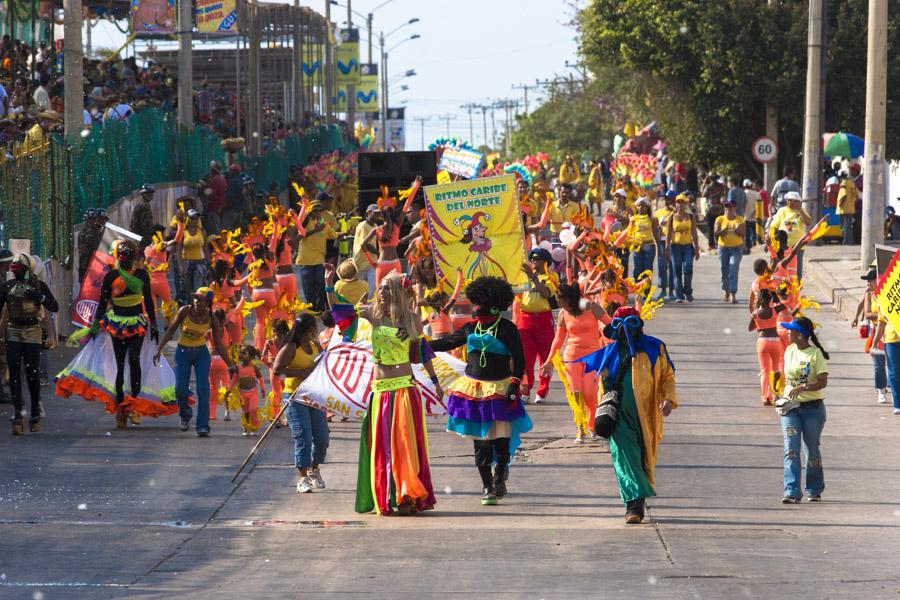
[97,310,148,338]
[445,375,533,458]
[55,331,184,417]
[356,378,436,515]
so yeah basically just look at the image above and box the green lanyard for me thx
[473,319,501,368]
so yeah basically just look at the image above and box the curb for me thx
[804,258,859,323]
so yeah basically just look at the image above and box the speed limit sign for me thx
[752,136,778,163]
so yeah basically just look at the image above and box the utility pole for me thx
[860,0,888,267]
[800,0,823,223]
[460,103,478,143]
[367,13,373,63]
[413,116,431,150]
[63,0,84,138]
[435,113,457,137]
[380,32,388,150]
[479,104,488,149]
[324,0,334,126]
[512,83,529,116]
[177,0,194,129]
[248,2,261,154]
[346,0,356,131]
[293,0,302,125]
[764,0,779,194]
[489,103,497,150]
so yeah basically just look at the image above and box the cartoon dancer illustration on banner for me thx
[456,212,507,280]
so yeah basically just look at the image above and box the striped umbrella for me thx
[823,132,864,158]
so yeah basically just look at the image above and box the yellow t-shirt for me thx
[878,310,900,344]
[519,271,560,313]
[670,215,693,245]
[632,214,655,245]
[182,227,205,260]
[655,208,673,240]
[558,164,581,184]
[549,201,580,233]
[836,180,859,215]
[770,207,808,247]
[783,344,828,402]
[296,222,338,266]
[335,279,368,306]
[715,215,745,248]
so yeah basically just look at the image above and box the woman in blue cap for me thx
[778,316,829,503]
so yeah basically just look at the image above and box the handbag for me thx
[594,355,632,439]
[774,396,800,416]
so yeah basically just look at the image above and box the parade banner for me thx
[72,222,143,328]
[438,147,485,180]
[356,63,379,112]
[875,248,900,334]
[302,45,324,81]
[295,321,465,420]
[332,86,348,112]
[386,107,406,150]
[195,0,238,34]
[336,28,360,86]
[72,250,115,329]
[131,0,176,34]
[424,174,528,289]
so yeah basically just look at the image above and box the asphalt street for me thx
[1,249,899,599]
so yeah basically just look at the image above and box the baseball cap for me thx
[140,183,155,193]
[784,191,802,202]
[528,248,552,263]
[315,191,334,203]
[0,249,13,263]
[742,179,753,187]
[365,204,379,214]
[613,188,626,197]
[861,268,877,281]
[781,319,812,338]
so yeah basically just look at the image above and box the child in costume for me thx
[326,266,442,516]
[429,276,533,506]
[230,344,266,435]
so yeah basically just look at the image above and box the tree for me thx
[576,0,900,174]
[509,80,618,164]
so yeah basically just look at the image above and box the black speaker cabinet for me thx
[356,151,437,215]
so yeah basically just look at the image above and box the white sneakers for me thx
[893,408,900,415]
[297,470,326,493]
[877,389,889,404]
[223,410,232,421]
[309,468,326,489]
[532,395,546,404]
[296,476,313,493]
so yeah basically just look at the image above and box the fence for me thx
[0,109,351,259]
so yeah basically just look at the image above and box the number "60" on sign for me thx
[752,136,778,163]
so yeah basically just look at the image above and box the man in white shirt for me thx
[743,179,761,251]
[32,74,51,111]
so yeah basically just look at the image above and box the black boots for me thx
[625,498,646,524]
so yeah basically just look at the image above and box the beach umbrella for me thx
[823,132,864,158]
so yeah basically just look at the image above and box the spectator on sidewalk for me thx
[744,179,761,251]
[836,170,858,245]
[770,166,800,209]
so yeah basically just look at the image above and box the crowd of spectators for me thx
[1,34,351,162]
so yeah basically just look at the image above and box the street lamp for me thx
[380,30,421,150]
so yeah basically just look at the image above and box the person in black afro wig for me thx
[464,275,515,313]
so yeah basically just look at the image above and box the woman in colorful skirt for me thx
[327,268,442,516]
[430,276,533,506]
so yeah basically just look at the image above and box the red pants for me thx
[209,356,230,420]
[756,338,784,403]
[519,310,554,399]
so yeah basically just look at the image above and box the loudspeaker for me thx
[356,151,437,215]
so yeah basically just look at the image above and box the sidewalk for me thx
[803,244,873,323]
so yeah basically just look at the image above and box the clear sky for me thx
[92,0,580,150]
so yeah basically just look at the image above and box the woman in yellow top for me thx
[273,313,328,494]
[630,198,661,282]
[714,199,746,303]
[666,194,700,303]
[154,286,232,436]
[325,268,443,516]
[654,194,676,301]
[177,209,208,305]
[779,316,829,503]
